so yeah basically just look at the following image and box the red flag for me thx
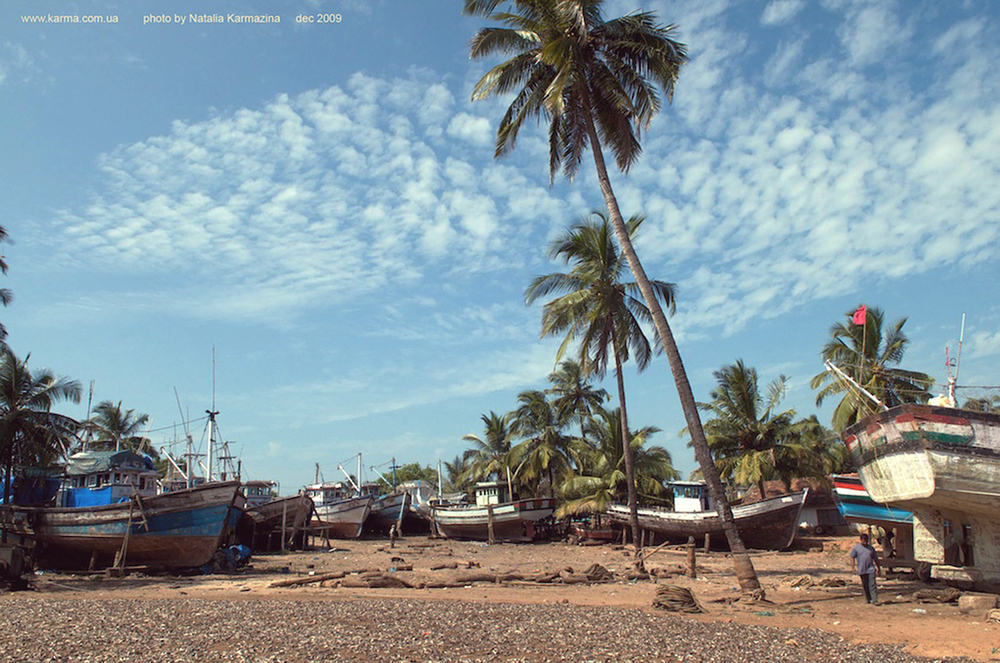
[852,305,867,325]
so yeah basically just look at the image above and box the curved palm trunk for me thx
[612,341,642,555]
[578,90,762,597]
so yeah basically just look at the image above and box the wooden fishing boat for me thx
[244,492,314,550]
[430,482,555,542]
[844,403,1000,589]
[303,481,372,539]
[606,482,807,550]
[0,481,242,570]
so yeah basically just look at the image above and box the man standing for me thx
[850,532,882,604]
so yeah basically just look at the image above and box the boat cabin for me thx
[243,480,278,509]
[474,481,510,506]
[303,481,356,507]
[669,481,716,513]
[60,450,158,508]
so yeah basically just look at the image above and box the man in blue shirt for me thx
[849,533,882,604]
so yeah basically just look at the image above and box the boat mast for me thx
[948,313,966,404]
[823,360,888,411]
[206,346,217,482]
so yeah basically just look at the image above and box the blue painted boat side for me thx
[41,502,233,538]
[836,500,912,524]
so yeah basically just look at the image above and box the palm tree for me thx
[545,359,608,438]
[810,306,934,432]
[461,411,516,497]
[525,212,673,549]
[0,226,13,351]
[443,454,473,493]
[85,400,153,455]
[0,350,81,510]
[466,0,763,594]
[560,405,676,516]
[697,360,798,500]
[964,395,1000,413]
[509,389,574,498]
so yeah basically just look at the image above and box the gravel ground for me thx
[0,597,982,663]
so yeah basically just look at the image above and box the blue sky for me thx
[2,0,998,493]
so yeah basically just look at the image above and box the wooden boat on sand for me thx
[606,481,807,550]
[844,403,1000,589]
[245,493,314,550]
[1,481,242,570]
[431,482,555,543]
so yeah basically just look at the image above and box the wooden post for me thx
[280,500,288,551]
[703,532,711,554]
[487,504,495,545]
[686,536,697,578]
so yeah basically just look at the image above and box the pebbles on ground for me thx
[0,596,980,663]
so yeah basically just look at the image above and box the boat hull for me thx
[431,498,555,542]
[0,482,242,569]
[844,404,1000,589]
[246,494,314,550]
[607,491,807,550]
[312,495,372,539]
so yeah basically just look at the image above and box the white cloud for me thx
[761,0,805,25]
[446,112,493,145]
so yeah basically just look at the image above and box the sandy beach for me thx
[1,536,996,662]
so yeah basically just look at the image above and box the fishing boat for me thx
[606,481,807,550]
[430,481,555,542]
[303,481,372,539]
[843,403,1000,589]
[0,480,242,570]
[364,480,437,535]
[244,491,314,550]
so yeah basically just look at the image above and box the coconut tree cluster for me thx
[453,359,679,514]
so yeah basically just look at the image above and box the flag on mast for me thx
[852,305,867,325]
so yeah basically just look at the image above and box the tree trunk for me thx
[578,86,763,597]
[612,340,641,554]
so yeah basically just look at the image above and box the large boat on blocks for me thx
[844,403,1000,590]
[607,481,807,550]
[430,481,555,543]
[1,480,243,570]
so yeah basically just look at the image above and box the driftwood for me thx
[914,587,962,603]
[269,571,347,588]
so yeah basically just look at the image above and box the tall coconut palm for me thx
[466,0,763,594]
[525,212,673,549]
[509,389,574,498]
[698,360,798,500]
[0,350,81,510]
[810,306,934,432]
[0,226,12,351]
[461,411,516,497]
[85,400,152,455]
[545,358,608,438]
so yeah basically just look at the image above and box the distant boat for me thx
[606,481,807,550]
[1,481,242,570]
[303,481,372,539]
[430,481,555,542]
[844,403,1000,589]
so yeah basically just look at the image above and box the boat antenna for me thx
[79,380,95,452]
[175,386,200,489]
